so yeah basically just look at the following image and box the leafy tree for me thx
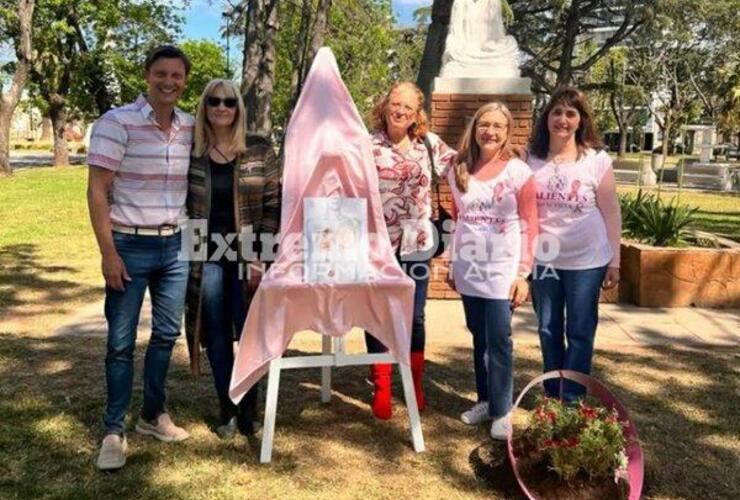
[0,0,34,175]
[588,46,647,156]
[416,0,657,100]
[628,0,735,158]
[231,0,398,140]
[14,0,183,166]
[178,39,230,115]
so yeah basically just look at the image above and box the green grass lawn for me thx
[0,166,99,333]
[617,186,740,241]
[608,152,691,169]
[1,166,739,499]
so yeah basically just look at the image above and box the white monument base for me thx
[433,77,532,95]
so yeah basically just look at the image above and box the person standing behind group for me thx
[87,45,194,471]
[365,81,457,419]
[447,102,538,439]
[185,79,281,439]
[527,86,621,401]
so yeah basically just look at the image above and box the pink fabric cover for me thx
[229,48,415,403]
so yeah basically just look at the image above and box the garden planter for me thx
[507,370,644,500]
[619,242,740,307]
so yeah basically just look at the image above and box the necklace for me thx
[212,145,233,163]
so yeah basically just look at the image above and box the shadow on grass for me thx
[0,326,738,498]
[0,243,99,317]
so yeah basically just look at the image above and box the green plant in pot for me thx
[619,190,698,247]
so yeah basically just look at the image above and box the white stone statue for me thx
[439,0,521,79]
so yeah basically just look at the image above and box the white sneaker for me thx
[490,413,511,440]
[96,434,127,471]
[460,402,490,425]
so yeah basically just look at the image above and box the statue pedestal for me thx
[433,77,532,95]
[428,76,534,300]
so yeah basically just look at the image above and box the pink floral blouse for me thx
[372,131,457,256]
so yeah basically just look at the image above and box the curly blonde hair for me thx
[370,81,429,140]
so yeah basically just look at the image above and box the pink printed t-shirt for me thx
[529,149,615,270]
[448,158,535,299]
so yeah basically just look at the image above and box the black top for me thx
[208,158,236,261]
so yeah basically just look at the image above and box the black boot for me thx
[236,385,260,436]
[216,394,238,440]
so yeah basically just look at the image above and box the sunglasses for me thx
[206,96,238,108]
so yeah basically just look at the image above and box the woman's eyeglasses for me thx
[206,96,238,108]
[477,122,508,132]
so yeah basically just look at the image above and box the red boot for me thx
[370,363,393,420]
[410,351,426,411]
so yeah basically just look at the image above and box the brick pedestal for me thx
[428,92,533,299]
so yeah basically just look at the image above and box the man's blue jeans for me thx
[103,232,188,435]
[531,264,607,401]
[460,295,513,419]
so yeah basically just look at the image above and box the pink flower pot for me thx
[507,370,644,500]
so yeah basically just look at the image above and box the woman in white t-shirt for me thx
[447,102,539,440]
[527,87,621,401]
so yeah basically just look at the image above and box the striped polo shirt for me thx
[87,94,194,228]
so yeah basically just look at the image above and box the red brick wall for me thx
[428,92,533,299]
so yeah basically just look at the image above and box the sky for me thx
[182,0,433,43]
[1,1,432,68]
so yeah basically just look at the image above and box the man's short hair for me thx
[144,45,191,75]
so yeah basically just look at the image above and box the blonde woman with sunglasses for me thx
[184,79,281,439]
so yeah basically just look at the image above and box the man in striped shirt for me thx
[87,45,194,471]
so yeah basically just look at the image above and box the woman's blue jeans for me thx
[201,261,245,399]
[365,259,430,353]
[461,295,513,419]
[531,264,607,401]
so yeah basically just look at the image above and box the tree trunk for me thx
[49,101,69,167]
[241,0,264,99]
[40,118,53,141]
[0,115,11,175]
[555,1,581,86]
[0,0,35,175]
[306,0,332,66]
[241,0,280,136]
[285,0,331,132]
[250,0,279,136]
[416,0,454,107]
[662,115,671,159]
[618,127,628,157]
[610,92,627,158]
[288,0,313,103]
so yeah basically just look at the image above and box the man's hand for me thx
[102,251,131,291]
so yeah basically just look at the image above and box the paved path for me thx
[54,297,738,349]
[9,152,86,169]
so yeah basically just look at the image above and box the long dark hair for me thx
[529,86,603,159]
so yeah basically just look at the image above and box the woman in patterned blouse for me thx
[365,81,456,419]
